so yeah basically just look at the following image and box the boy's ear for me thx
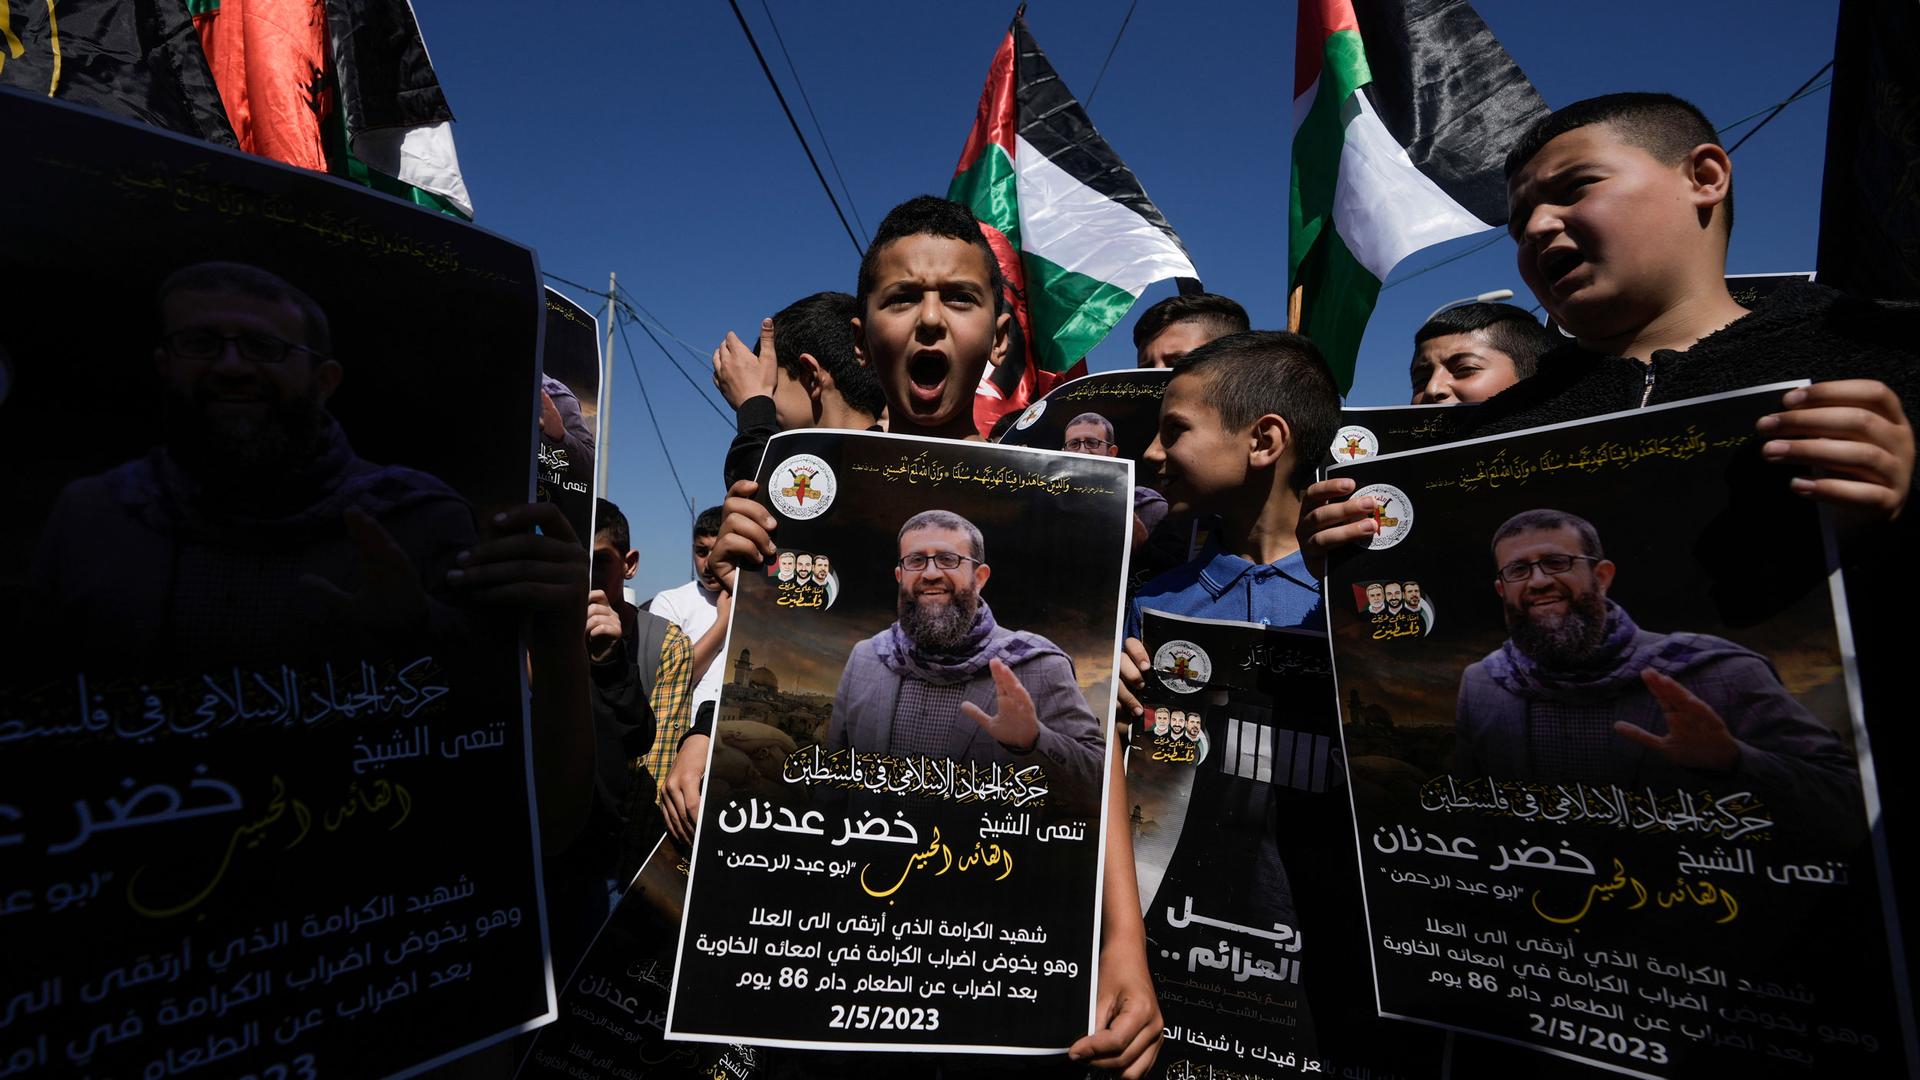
[799,353,828,402]
[1685,143,1733,231]
[1247,413,1294,470]
[851,316,870,369]
[988,310,1011,369]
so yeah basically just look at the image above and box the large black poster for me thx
[666,430,1132,1053]
[0,91,553,1077]
[1131,611,1442,1079]
[1326,384,1913,1077]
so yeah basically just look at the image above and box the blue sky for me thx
[423,0,1839,603]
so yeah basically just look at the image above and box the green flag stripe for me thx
[321,106,469,220]
[1288,28,1371,286]
[1294,228,1379,394]
[948,142,1019,246]
[1022,251,1139,374]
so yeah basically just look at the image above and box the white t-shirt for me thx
[648,579,724,718]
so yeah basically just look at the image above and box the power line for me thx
[1381,231,1507,291]
[1382,64,1836,293]
[542,270,614,300]
[1724,63,1833,153]
[1083,0,1139,110]
[621,306,736,425]
[726,0,865,258]
[758,0,867,246]
[613,315,697,520]
[542,270,734,421]
[610,284,738,421]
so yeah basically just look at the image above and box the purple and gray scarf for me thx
[873,600,1066,686]
[1483,600,1756,702]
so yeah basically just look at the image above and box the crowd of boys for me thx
[544,91,1916,1078]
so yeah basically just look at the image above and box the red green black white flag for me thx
[1290,0,1545,391]
[949,10,1198,436]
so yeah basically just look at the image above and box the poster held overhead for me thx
[0,89,554,1078]
[1325,384,1914,1077]
[666,429,1133,1053]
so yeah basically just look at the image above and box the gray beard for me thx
[898,590,977,652]
[164,385,323,487]
[1508,591,1610,669]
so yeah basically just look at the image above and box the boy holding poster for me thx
[680,196,1162,1076]
[1114,331,1343,713]
[1296,92,1919,997]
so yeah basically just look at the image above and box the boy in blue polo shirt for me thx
[1119,330,1341,714]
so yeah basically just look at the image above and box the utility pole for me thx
[596,271,617,500]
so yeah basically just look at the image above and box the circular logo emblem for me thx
[1152,640,1212,695]
[1353,483,1413,550]
[768,454,836,520]
[1330,425,1379,463]
[1013,399,1047,431]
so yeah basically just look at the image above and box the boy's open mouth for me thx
[907,350,950,405]
[1540,247,1584,292]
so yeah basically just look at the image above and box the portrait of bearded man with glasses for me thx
[1453,508,1860,831]
[825,508,1106,817]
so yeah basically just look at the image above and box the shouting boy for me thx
[674,195,1164,1077]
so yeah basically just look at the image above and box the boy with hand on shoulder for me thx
[671,195,1164,1078]
[1114,332,1342,715]
[713,291,887,489]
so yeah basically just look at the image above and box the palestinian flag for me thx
[949,10,1197,437]
[193,0,473,218]
[1289,0,1545,391]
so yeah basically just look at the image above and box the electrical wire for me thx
[539,271,733,421]
[758,0,867,245]
[1083,0,1138,110]
[614,314,697,520]
[621,307,736,425]
[1724,62,1834,153]
[1382,64,1836,292]
[726,0,866,258]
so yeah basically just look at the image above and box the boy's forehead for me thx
[1510,124,1653,191]
[869,234,995,288]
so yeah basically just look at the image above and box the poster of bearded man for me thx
[1324,383,1912,1079]
[665,429,1132,1054]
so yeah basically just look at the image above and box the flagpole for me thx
[597,271,617,501]
[1288,285,1303,333]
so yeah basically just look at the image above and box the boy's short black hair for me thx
[595,498,630,551]
[1413,302,1560,381]
[1132,293,1250,349]
[1171,330,1341,493]
[1505,92,1732,235]
[769,291,887,418]
[855,196,1008,316]
[694,505,724,538]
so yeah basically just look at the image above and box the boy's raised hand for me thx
[712,317,779,410]
[706,479,777,593]
[1759,380,1914,522]
[1296,477,1379,578]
